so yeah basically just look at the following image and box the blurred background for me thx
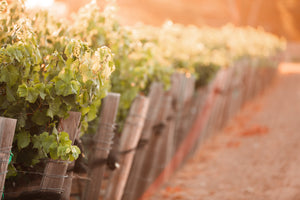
[23,0,300,59]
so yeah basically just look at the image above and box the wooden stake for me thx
[0,117,17,197]
[105,95,149,200]
[122,83,164,200]
[82,93,120,200]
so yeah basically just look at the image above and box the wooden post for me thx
[174,75,195,151]
[104,95,149,200]
[240,65,250,106]
[147,92,173,188]
[0,117,17,197]
[40,112,81,195]
[130,92,172,200]
[187,87,209,156]
[81,93,120,200]
[228,64,243,118]
[169,74,185,160]
[247,65,257,100]
[207,80,227,135]
[202,68,228,139]
[173,75,196,169]
[215,65,236,130]
[122,83,164,200]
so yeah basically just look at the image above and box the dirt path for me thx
[149,63,300,200]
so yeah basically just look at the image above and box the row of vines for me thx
[0,0,285,194]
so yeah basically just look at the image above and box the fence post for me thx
[201,69,228,139]
[177,76,196,137]
[132,91,173,200]
[150,93,173,184]
[0,117,17,197]
[81,93,120,200]
[122,82,164,200]
[104,95,149,200]
[173,74,194,153]
[40,112,81,195]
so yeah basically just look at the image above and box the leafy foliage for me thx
[68,2,173,127]
[0,1,114,173]
[131,22,286,86]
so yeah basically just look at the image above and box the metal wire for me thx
[127,114,146,119]
[0,170,8,175]
[0,159,9,163]
[47,159,72,164]
[0,146,12,151]
[94,146,111,152]
[98,123,117,131]
[8,170,70,178]
[43,173,69,179]
[124,121,144,127]
[40,188,64,193]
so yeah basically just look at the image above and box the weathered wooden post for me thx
[214,66,235,130]
[178,76,196,137]
[40,112,81,196]
[186,87,209,156]
[174,74,195,153]
[122,83,164,200]
[147,92,173,188]
[104,95,149,200]
[81,93,120,200]
[129,92,172,200]
[0,117,17,197]
[201,68,228,139]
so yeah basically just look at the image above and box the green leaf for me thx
[35,83,46,99]
[47,97,62,118]
[57,145,68,157]
[81,106,90,116]
[87,104,97,122]
[17,84,28,97]
[32,134,43,150]
[49,142,58,159]
[0,67,9,83]
[42,134,56,153]
[7,65,19,86]
[58,131,71,146]
[55,79,77,96]
[61,94,77,107]
[26,87,39,103]
[71,146,80,160]
[6,85,16,102]
[58,67,72,82]
[52,127,58,136]
[32,109,50,126]
[16,131,31,150]
[70,80,80,94]
[32,132,50,150]
[7,164,17,177]
[17,111,27,128]
[64,43,73,58]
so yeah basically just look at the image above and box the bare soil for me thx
[149,62,300,200]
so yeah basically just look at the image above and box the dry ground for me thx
[149,62,300,200]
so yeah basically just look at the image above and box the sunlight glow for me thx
[25,0,54,9]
